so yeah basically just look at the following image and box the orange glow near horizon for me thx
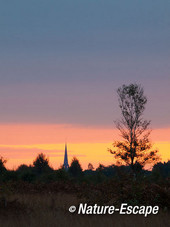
[0,124,169,169]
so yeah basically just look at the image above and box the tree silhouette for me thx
[88,163,94,170]
[17,164,32,172]
[69,157,83,177]
[33,153,52,174]
[0,156,7,173]
[109,84,160,169]
[152,161,170,179]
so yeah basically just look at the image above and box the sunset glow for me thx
[0,0,169,171]
[0,124,169,169]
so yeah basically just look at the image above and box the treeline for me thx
[0,153,169,184]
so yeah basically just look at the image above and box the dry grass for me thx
[0,193,169,227]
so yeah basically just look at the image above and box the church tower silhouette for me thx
[63,143,69,170]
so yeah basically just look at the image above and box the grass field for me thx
[0,192,169,227]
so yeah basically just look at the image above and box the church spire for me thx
[63,142,69,170]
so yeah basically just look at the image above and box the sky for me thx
[0,1,170,169]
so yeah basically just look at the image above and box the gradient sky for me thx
[0,1,170,169]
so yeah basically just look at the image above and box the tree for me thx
[69,157,83,177]
[17,164,32,172]
[0,156,7,173]
[88,163,94,171]
[33,153,52,174]
[109,84,160,170]
[152,161,170,179]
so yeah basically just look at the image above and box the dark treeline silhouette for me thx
[0,154,169,209]
[0,153,169,184]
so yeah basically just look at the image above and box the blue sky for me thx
[0,0,170,127]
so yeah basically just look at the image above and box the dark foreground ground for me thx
[0,179,169,227]
[0,192,169,227]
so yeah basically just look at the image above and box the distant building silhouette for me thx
[63,143,69,170]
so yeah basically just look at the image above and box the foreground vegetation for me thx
[0,192,169,227]
[0,154,169,226]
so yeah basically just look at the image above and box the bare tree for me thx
[109,84,160,169]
